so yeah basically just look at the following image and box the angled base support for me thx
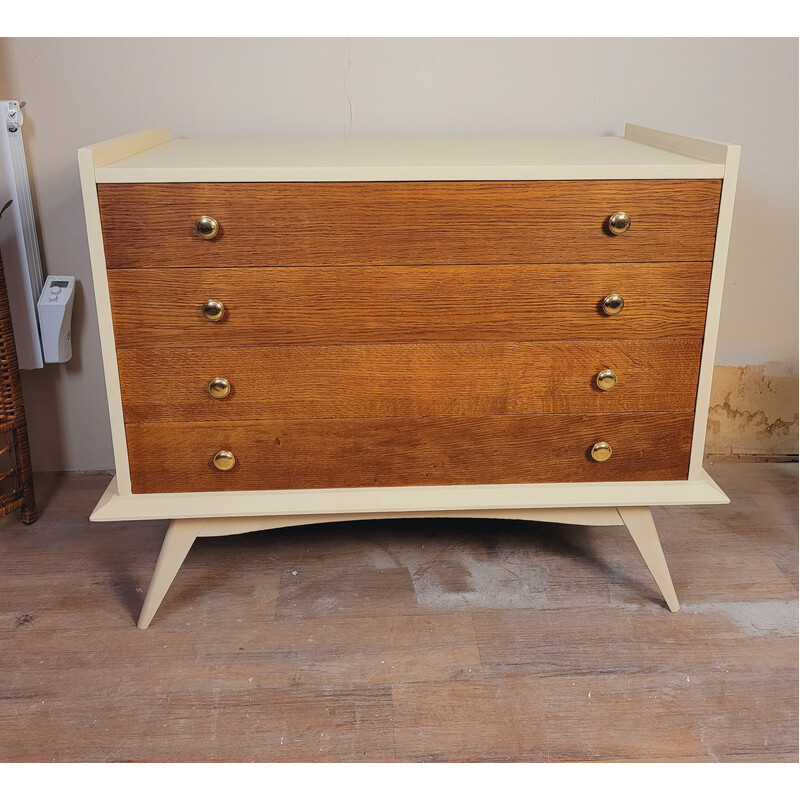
[136,505,680,627]
[618,505,680,611]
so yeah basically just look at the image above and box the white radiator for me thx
[0,100,44,369]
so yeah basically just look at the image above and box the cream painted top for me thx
[94,134,725,183]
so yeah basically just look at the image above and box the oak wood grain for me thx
[97,180,721,268]
[125,412,694,493]
[117,339,703,423]
[108,262,712,348]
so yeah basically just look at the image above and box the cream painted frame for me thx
[79,124,738,522]
[78,124,739,625]
[624,124,741,481]
[78,127,172,498]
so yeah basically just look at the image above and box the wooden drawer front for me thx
[117,340,702,424]
[108,263,712,348]
[97,180,721,268]
[125,412,693,493]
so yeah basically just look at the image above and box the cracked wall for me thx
[706,363,798,458]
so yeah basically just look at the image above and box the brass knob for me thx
[590,442,613,462]
[195,215,219,240]
[596,369,617,391]
[608,211,631,235]
[207,377,231,399]
[202,299,225,321]
[213,450,236,471]
[601,293,625,316]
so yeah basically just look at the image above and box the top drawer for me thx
[97,180,722,268]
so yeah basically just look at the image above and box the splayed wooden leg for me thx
[618,506,680,612]
[137,518,199,628]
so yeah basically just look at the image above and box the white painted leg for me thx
[133,507,650,627]
[137,519,200,629]
[618,506,680,612]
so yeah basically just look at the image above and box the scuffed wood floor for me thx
[0,463,796,762]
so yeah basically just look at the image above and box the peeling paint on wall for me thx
[706,362,799,458]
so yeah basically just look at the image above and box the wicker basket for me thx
[0,250,37,524]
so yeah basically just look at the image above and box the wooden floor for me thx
[0,462,796,762]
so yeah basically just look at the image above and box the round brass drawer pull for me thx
[195,215,219,240]
[213,450,236,471]
[202,299,225,321]
[596,369,617,391]
[590,441,613,462]
[601,293,625,316]
[608,211,631,235]
[207,377,231,399]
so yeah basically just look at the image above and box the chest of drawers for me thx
[78,124,739,627]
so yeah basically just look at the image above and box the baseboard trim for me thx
[706,453,798,463]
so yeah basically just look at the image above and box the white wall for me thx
[0,37,797,471]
